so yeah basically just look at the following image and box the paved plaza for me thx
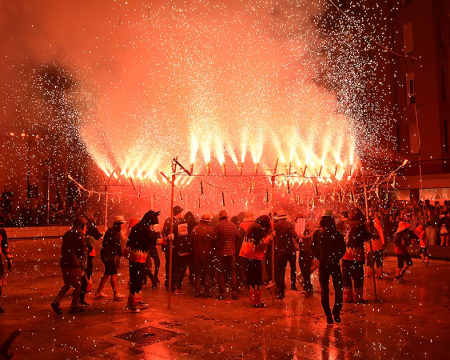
[1,237,449,359]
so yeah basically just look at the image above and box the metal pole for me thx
[104,185,108,232]
[168,173,175,310]
[364,185,378,302]
[26,132,31,199]
[271,175,275,306]
[47,162,50,223]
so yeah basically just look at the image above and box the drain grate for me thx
[115,326,179,345]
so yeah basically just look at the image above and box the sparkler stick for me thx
[255,162,259,175]
[302,164,307,177]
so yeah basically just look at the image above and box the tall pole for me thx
[104,185,108,232]
[364,184,378,302]
[271,175,275,306]
[168,161,176,310]
[47,162,51,223]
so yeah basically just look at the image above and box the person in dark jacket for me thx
[171,211,196,294]
[184,211,199,288]
[161,205,184,291]
[51,217,87,314]
[341,208,370,304]
[273,210,298,300]
[295,212,316,296]
[125,210,160,312]
[190,213,215,298]
[311,210,346,324]
[95,215,126,300]
[393,221,419,284]
[0,219,13,313]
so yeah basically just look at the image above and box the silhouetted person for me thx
[311,210,346,325]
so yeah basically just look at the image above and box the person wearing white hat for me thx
[95,215,126,300]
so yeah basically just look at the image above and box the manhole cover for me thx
[115,326,179,345]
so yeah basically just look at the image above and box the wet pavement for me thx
[1,238,450,359]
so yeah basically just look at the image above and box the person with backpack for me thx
[393,221,419,284]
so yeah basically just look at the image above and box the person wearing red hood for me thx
[393,221,419,284]
[341,208,371,304]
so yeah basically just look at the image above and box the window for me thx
[406,72,416,105]
[442,68,448,100]
[402,22,414,54]
[409,124,419,154]
[444,119,449,153]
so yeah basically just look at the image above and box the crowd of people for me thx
[0,196,443,324]
[1,184,90,227]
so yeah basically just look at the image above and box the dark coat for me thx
[127,222,159,263]
[101,227,123,262]
[190,222,215,259]
[274,220,297,254]
[60,226,86,268]
[310,228,346,265]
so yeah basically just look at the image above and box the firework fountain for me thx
[1,0,396,217]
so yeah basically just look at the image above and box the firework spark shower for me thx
[1,0,369,182]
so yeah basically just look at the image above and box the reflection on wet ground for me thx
[0,238,449,359]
